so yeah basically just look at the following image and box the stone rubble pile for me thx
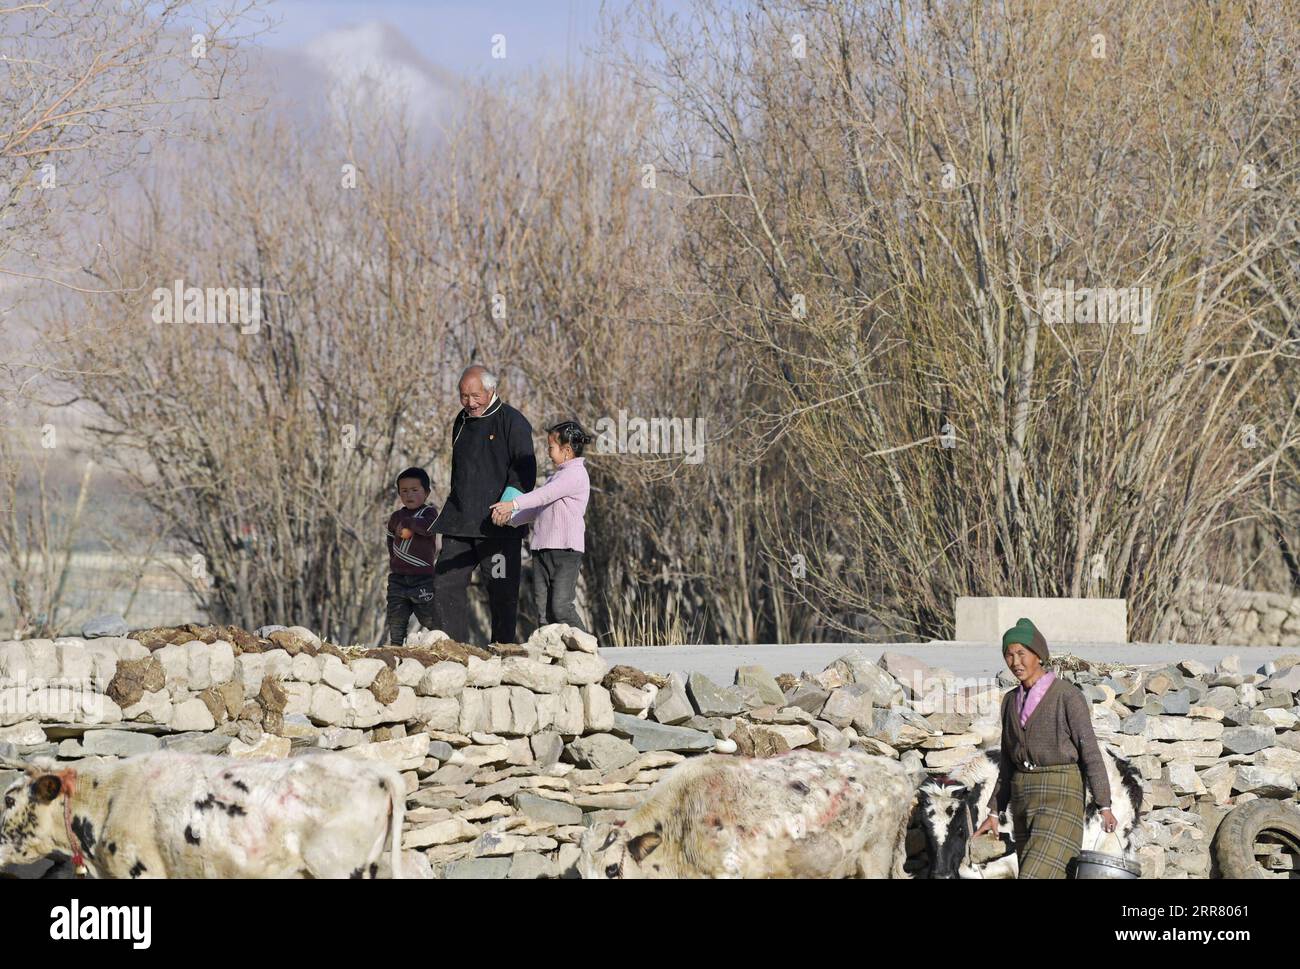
[2,621,1298,879]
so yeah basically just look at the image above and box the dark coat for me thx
[432,396,536,539]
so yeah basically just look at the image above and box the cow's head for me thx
[916,750,1009,879]
[577,821,664,879]
[917,776,995,879]
[0,769,66,868]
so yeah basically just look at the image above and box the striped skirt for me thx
[1010,764,1085,879]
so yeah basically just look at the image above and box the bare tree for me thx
[0,424,92,636]
[614,0,1300,640]
[1,0,268,410]
[49,102,462,643]
[32,0,1300,648]
[0,0,269,638]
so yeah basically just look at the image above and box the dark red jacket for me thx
[387,503,439,577]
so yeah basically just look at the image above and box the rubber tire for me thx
[1213,800,1300,879]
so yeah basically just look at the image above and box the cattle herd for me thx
[2,743,1139,878]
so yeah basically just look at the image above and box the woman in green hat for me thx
[973,617,1117,878]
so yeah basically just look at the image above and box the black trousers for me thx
[433,532,523,644]
[385,573,438,645]
[531,548,586,632]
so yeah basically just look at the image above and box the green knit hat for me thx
[1001,617,1049,662]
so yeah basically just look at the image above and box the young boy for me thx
[385,467,440,645]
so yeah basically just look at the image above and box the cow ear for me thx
[31,774,62,804]
[628,832,662,862]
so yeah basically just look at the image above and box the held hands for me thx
[489,500,515,526]
[974,814,999,838]
[1101,808,1118,833]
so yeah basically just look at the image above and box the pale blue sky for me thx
[256,0,688,75]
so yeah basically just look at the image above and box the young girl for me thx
[490,420,591,633]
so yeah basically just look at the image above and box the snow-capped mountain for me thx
[266,21,461,133]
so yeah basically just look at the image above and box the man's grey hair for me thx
[461,364,498,390]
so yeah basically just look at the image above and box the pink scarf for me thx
[1017,671,1056,728]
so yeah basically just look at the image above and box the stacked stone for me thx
[0,622,706,879]
[379,625,630,878]
[1166,582,1300,648]
[0,625,401,765]
[1083,654,1300,877]
[3,621,1299,879]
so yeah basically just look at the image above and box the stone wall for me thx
[1162,582,1300,648]
[2,622,1299,879]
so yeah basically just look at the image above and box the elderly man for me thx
[431,365,536,644]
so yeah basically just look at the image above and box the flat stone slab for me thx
[735,665,785,706]
[1220,725,1277,755]
[507,851,558,879]
[82,614,129,639]
[611,713,715,753]
[80,729,161,757]
[160,732,233,755]
[37,721,171,740]
[442,857,511,880]
[513,791,583,826]
[686,672,744,717]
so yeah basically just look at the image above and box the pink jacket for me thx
[511,457,589,552]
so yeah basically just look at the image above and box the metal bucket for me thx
[1074,849,1141,879]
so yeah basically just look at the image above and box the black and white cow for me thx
[916,747,1144,878]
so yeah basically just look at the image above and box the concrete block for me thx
[955,596,1127,645]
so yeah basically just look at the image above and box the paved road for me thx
[597,641,1296,683]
